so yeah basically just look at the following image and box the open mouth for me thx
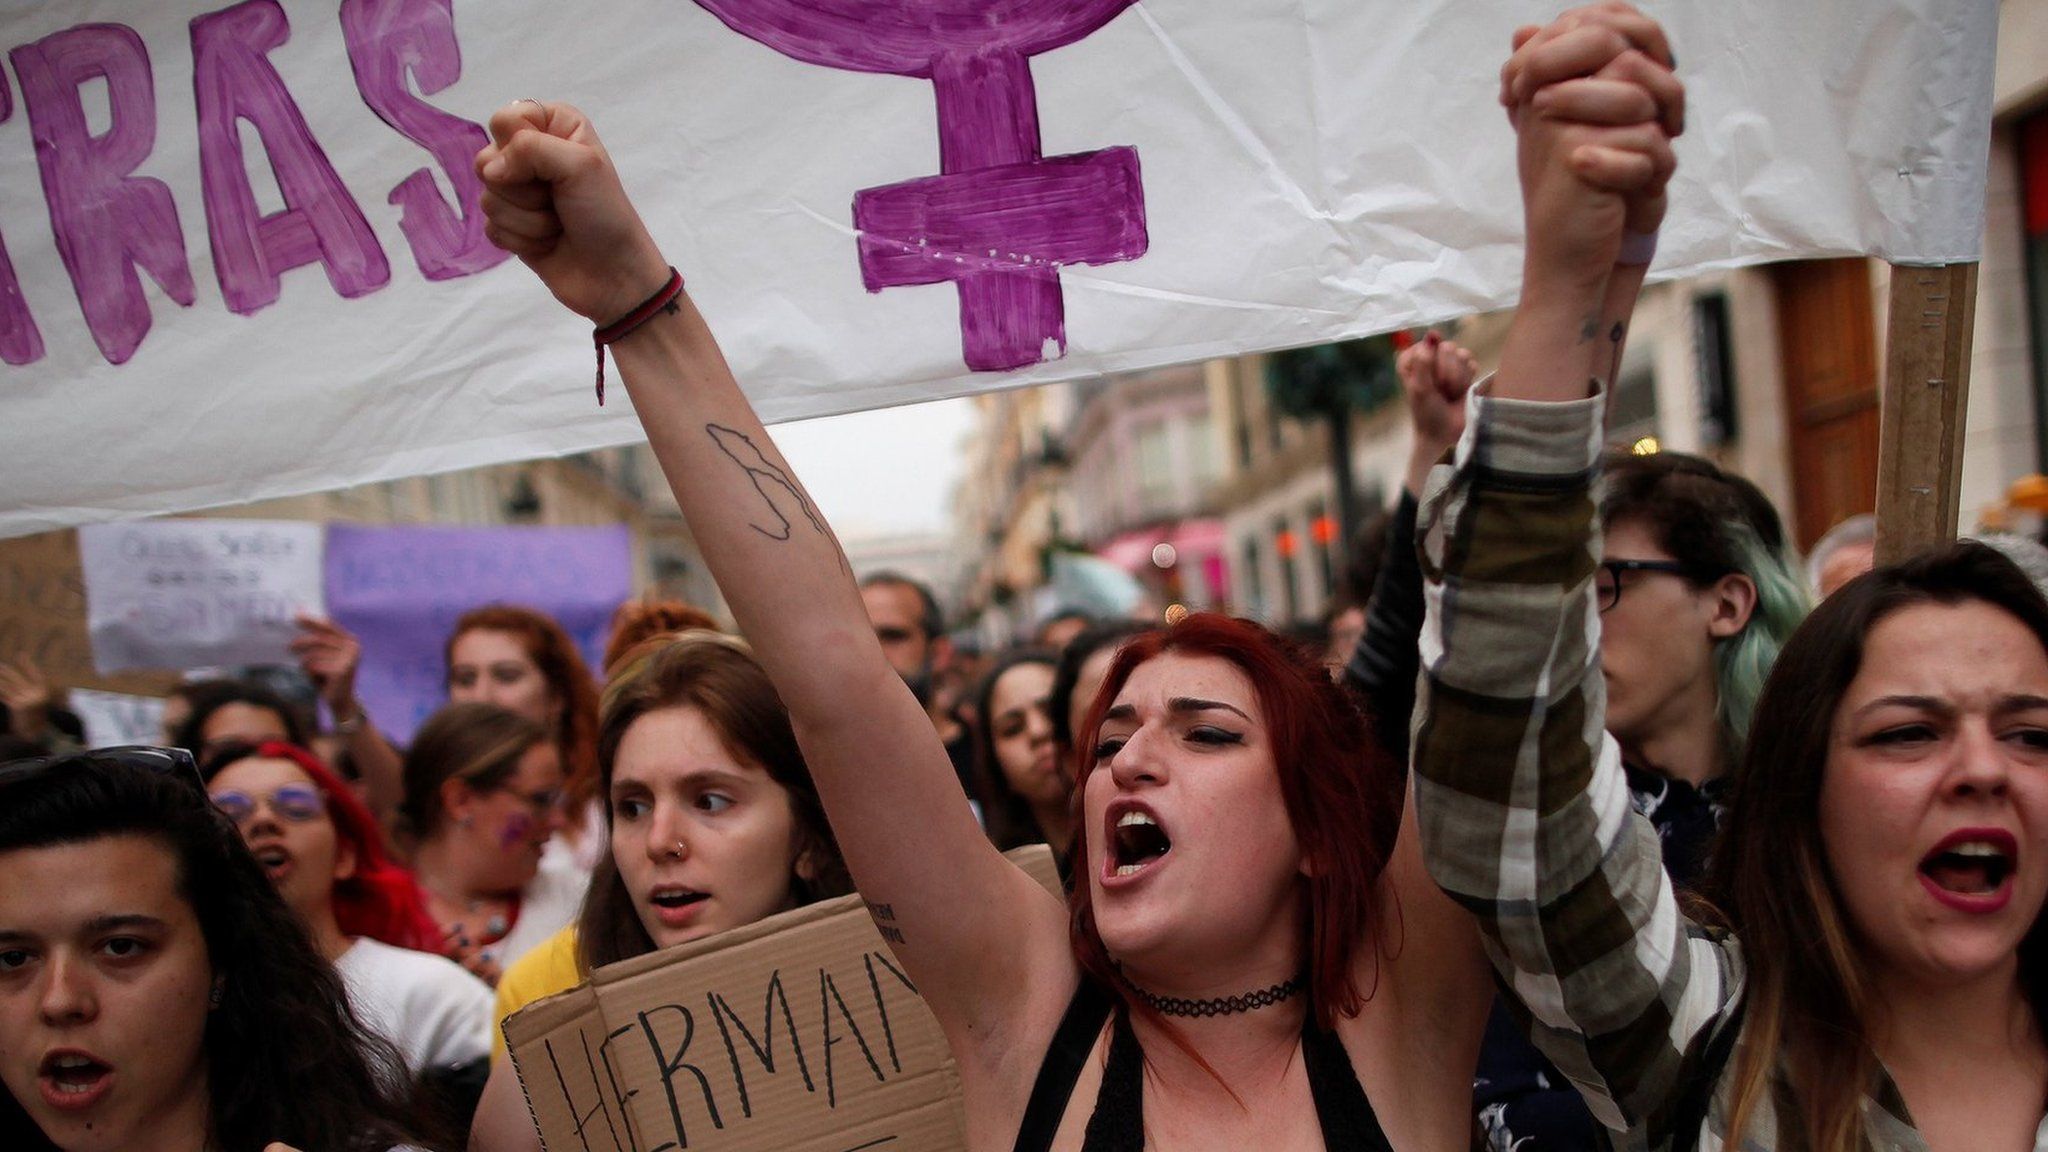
[647,887,709,919]
[39,1052,111,1107]
[1919,831,2018,899]
[1110,810,1172,876]
[250,843,292,881]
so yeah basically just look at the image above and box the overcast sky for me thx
[765,396,978,542]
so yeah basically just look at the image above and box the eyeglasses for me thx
[1594,560,1699,613]
[0,745,204,795]
[209,783,327,825]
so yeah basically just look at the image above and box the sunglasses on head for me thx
[0,744,205,792]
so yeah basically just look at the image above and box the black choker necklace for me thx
[1127,974,1306,1018]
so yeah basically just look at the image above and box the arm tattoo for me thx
[865,900,906,945]
[1607,320,1628,386]
[705,423,832,545]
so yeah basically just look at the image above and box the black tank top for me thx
[1010,981,1396,1152]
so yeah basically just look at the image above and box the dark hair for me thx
[1337,506,1394,612]
[1601,449,1808,746]
[859,570,944,641]
[0,755,425,1152]
[1048,619,1157,758]
[398,702,548,845]
[0,735,44,762]
[1033,609,1095,646]
[577,633,852,971]
[203,740,442,952]
[970,647,1062,851]
[1708,541,2048,1149]
[172,678,309,755]
[602,600,721,676]
[445,605,602,813]
[1067,613,1398,1031]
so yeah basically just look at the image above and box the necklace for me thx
[1127,974,1306,1018]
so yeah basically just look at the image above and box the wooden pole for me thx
[1872,262,1979,565]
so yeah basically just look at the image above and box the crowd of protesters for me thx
[2,4,2043,1151]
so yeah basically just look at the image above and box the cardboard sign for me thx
[0,2,1997,539]
[507,846,1061,1152]
[324,524,631,743]
[78,519,325,674]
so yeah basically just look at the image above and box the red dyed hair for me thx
[446,604,603,813]
[238,742,443,953]
[1066,613,1401,1030]
[602,600,721,676]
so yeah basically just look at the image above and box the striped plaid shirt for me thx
[1409,383,2048,1152]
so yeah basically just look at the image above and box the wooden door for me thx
[1772,259,1881,550]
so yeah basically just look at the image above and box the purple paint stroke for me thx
[339,0,507,281]
[0,64,43,365]
[10,24,196,366]
[192,0,390,316]
[694,0,1147,371]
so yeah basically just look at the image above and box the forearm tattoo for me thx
[706,423,832,545]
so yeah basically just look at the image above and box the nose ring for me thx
[668,840,684,858]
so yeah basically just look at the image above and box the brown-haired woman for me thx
[971,647,1071,856]
[458,31,1671,1136]
[400,702,581,985]
[1412,7,2047,1150]
[468,631,849,1152]
[445,605,605,869]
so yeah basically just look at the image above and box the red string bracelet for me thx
[592,266,685,405]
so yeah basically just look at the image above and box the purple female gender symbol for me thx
[694,0,1149,371]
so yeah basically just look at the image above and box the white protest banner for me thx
[68,687,170,748]
[0,1,1996,538]
[78,519,325,673]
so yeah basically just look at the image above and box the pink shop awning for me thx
[1095,518,1226,574]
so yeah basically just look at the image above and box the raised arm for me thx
[472,106,1071,1035]
[1344,333,1473,766]
[1410,5,1741,1138]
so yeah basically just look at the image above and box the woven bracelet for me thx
[592,266,685,405]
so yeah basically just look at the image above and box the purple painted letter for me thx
[0,67,44,365]
[192,0,390,314]
[340,0,506,281]
[10,24,196,366]
[693,0,1148,372]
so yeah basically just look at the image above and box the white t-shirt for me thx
[486,852,590,974]
[336,937,494,1074]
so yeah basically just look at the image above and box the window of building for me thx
[1239,536,1264,618]
[1273,515,1299,624]
[1306,496,1333,601]
[1135,421,1175,513]
[2019,108,2048,469]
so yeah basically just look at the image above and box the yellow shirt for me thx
[490,925,583,1062]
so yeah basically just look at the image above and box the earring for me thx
[208,978,225,1009]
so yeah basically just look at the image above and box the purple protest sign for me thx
[694,0,1148,371]
[324,524,631,744]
